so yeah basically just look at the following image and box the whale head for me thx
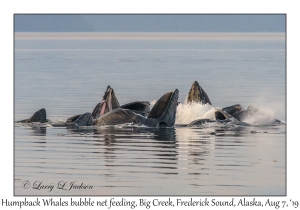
[187,81,212,105]
[91,85,120,120]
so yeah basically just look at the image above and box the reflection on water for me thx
[15,124,285,196]
[30,126,47,136]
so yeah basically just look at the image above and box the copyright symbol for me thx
[22,180,31,189]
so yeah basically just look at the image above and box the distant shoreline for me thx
[14,32,285,40]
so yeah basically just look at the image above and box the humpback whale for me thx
[64,88,178,128]
[222,104,282,124]
[185,81,231,125]
[187,81,212,105]
[16,108,47,123]
[95,89,179,127]
[63,85,151,128]
[186,81,282,126]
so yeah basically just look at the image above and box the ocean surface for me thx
[14,32,286,196]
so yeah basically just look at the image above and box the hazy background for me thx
[14,14,285,32]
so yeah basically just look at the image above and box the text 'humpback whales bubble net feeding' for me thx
[15,81,284,130]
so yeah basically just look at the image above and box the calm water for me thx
[14,32,286,196]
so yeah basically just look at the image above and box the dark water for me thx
[14,33,286,195]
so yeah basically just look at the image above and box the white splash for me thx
[175,102,214,124]
[242,106,278,125]
[150,99,217,124]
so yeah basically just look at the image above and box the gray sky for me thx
[14,14,285,32]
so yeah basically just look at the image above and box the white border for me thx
[2,1,297,209]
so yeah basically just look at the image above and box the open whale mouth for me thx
[91,86,120,120]
[100,86,113,115]
[148,89,179,127]
[187,81,212,105]
[148,92,172,119]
